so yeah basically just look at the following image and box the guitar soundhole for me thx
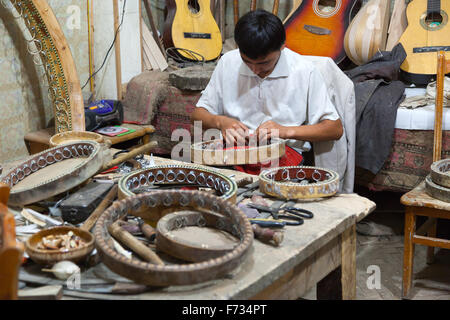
[425,12,443,28]
[420,10,448,31]
[318,0,337,13]
[188,0,200,14]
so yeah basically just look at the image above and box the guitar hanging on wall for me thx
[163,0,223,62]
[399,0,450,84]
[284,0,360,64]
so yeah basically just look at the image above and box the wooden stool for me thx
[24,124,155,155]
[400,51,450,299]
[400,183,450,298]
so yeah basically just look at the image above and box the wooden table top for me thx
[18,156,376,300]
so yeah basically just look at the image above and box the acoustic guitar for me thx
[163,0,222,61]
[399,0,450,84]
[284,0,360,64]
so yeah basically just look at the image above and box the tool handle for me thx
[101,141,158,172]
[284,207,314,219]
[108,221,164,265]
[81,185,118,232]
[252,224,283,246]
[140,222,156,242]
[249,218,285,228]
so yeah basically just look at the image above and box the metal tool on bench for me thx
[235,180,262,203]
[248,201,314,226]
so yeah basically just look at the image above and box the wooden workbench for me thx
[17,156,375,300]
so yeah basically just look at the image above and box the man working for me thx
[191,9,343,171]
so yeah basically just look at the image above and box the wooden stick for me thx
[143,0,167,59]
[87,0,95,94]
[434,51,445,162]
[108,221,165,265]
[250,0,257,11]
[233,0,239,25]
[272,0,280,15]
[139,0,144,72]
[113,0,123,100]
[81,185,118,232]
[219,0,225,41]
[101,140,158,172]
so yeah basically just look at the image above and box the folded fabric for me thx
[400,76,450,109]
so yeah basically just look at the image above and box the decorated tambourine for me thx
[118,165,238,221]
[259,166,340,200]
[190,138,286,166]
[1,141,107,206]
[94,190,253,286]
[425,159,450,202]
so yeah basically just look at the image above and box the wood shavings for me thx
[37,231,87,252]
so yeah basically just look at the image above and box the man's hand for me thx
[217,116,250,146]
[256,120,286,142]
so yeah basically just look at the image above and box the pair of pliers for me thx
[247,203,313,226]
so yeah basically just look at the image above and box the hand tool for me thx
[108,220,164,265]
[247,202,313,226]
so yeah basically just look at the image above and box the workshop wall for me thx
[0,0,89,163]
[0,0,395,164]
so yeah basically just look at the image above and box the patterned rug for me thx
[355,129,450,193]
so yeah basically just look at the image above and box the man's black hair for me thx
[234,9,286,60]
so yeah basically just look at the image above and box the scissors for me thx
[247,203,314,226]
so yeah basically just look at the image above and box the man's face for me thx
[239,45,284,79]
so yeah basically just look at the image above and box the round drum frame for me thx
[2,0,84,132]
[118,165,238,222]
[425,174,450,202]
[94,190,254,286]
[259,166,340,200]
[430,158,450,189]
[1,141,104,206]
[119,164,237,200]
[191,138,286,166]
[156,210,240,262]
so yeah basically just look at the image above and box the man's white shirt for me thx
[196,48,339,152]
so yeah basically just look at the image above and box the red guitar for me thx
[284,0,360,64]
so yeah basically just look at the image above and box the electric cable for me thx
[82,0,127,90]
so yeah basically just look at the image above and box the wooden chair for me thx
[0,183,24,300]
[233,0,280,25]
[400,51,450,299]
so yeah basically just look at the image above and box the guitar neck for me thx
[428,0,441,14]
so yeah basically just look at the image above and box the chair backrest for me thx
[0,183,24,300]
[233,0,280,25]
[433,51,450,162]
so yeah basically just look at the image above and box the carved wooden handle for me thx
[108,220,164,265]
[101,141,158,172]
[81,185,118,232]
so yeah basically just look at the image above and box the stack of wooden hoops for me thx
[425,159,450,202]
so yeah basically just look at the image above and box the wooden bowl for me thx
[49,131,104,147]
[25,226,94,265]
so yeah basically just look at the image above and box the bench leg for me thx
[402,208,416,299]
[317,224,356,300]
[426,219,437,264]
